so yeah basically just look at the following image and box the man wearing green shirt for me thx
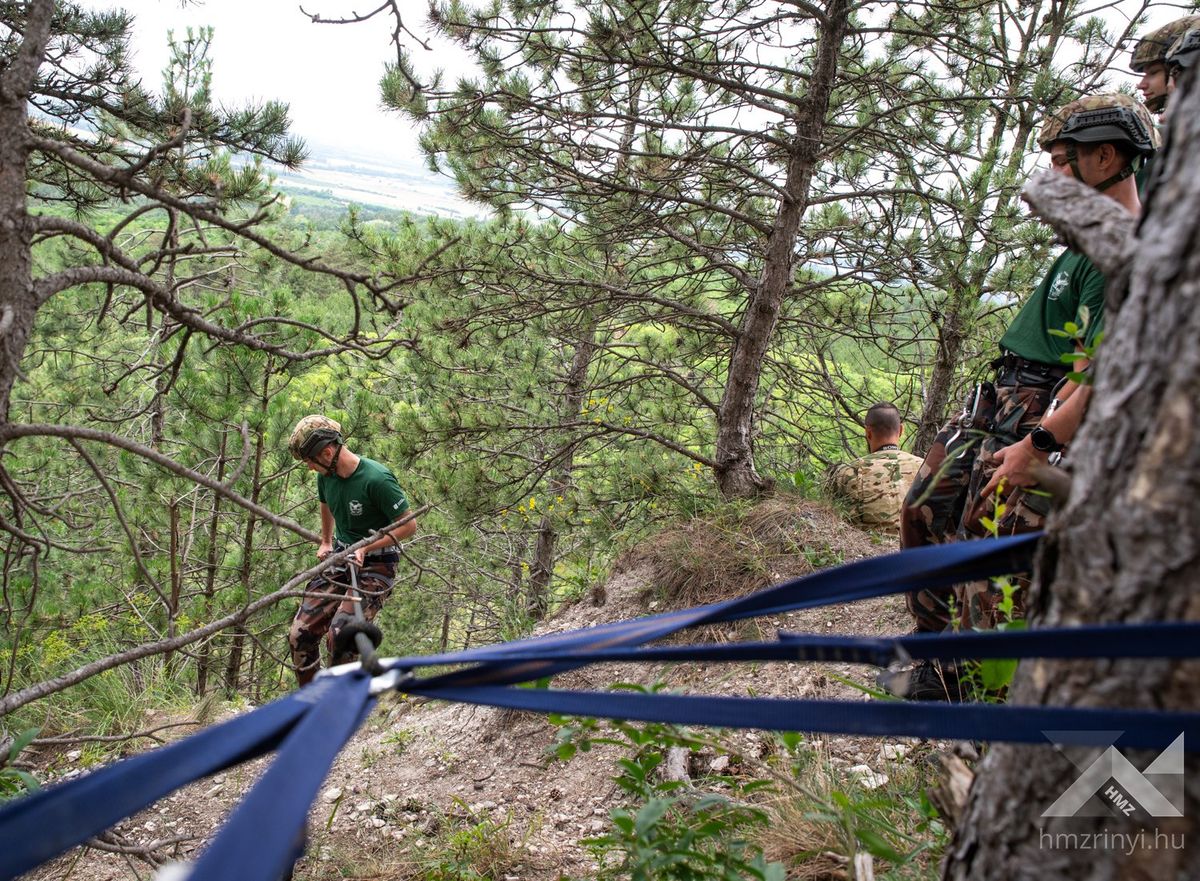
[889,94,1154,700]
[286,415,418,686]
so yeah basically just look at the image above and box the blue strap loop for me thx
[411,684,1200,753]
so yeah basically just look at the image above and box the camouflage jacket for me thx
[825,447,924,534]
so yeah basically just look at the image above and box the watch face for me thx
[1031,426,1059,452]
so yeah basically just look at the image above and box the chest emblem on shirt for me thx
[1048,272,1070,301]
[349,500,364,516]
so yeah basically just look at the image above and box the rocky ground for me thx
[23,500,946,881]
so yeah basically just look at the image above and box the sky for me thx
[74,0,1188,185]
[78,0,465,166]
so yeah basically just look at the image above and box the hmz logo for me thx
[1042,733,1185,819]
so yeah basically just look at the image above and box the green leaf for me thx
[8,728,40,761]
[634,798,672,835]
[611,811,635,835]
[978,657,1018,690]
[12,770,40,793]
[854,827,909,863]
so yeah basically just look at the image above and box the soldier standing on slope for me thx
[286,415,417,686]
[889,95,1156,700]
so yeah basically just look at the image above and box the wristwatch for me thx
[1029,425,1063,454]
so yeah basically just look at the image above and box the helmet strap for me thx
[1094,163,1135,192]
[1065,143,1134,192]
[327,443,344,478]
[1066,143,1085,184]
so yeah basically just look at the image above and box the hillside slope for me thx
[27,499,928,881]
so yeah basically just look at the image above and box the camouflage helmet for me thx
[1130,15,1200,72]
[288,415,343,461]
[1166,27,1200,75]
[1037,93,1158,157]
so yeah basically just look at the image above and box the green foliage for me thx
[557,715,784,880]
[0,728,41,803]
[419,800,525,881]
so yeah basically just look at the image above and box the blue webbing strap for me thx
[377,622,1200,669]
[392,532,1042,688]
[189,672,374,881]
[414,684,1200,752]
[0,686,319,880]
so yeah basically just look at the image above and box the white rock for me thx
[143,821,157,832]
[880,744,909,762]
[848,764,889,790]
[371,818,387,828]
[66,750,82,761]
[590,819,606,832]
[205,785,223,798]
[323,787,343,803]
[355,801,372,812]
[154,861,192,881]
[709,755,730,772]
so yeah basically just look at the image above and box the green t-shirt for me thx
[999,249,1105,366]
[317,457,410,544]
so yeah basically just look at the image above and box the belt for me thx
[990,351,1069,381]
[333,542,399,564]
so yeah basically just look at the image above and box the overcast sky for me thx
[80,0,1182,164]
[79,0,462,165]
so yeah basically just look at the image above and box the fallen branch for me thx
[0,505,429,716]
[1021,171,1137,278]
[32,721,200,746]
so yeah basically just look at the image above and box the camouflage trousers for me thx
[899,374,1056,632]
[289,557,395,686]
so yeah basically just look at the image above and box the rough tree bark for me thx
[0,0,52,420]
[914,300,970,456]
[714,0,850,499]
[945,77,1200,880]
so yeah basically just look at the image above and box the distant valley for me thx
[273,140,482,220]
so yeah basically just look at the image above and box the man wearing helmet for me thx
[889,94,1154,700]
[286,415,417,686]
[1165,27,1200,99]
[1131,15,1200,116]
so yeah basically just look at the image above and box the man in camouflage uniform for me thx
[287,415,417,686]
[1132,15,1200,117]
[825,402,922,536]
[888,95,1155,700]
[1130,15,1198,189]
[1165,27,1200,102]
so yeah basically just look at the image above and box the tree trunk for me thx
[914,295,970,455]
[714,0,849,499]
[0,1,52,421]
[196,431,228,695]
[163,501,182,673]
[528,327,595,620]
[225,369,271,695]
[945,77,1200,880]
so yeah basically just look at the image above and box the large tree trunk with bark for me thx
[714,0,849,499]
[945,76,1200,880]
[0,1,51,421]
